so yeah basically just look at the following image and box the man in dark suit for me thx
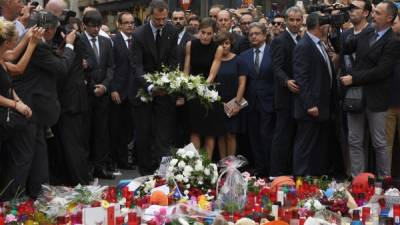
[237,13,253,53]
[270,6,303,176]
[293,12,337,176]
[240,22,275,177]
[131,0,178,175]
[172,9,193,69]
[171,9,192,147]
[81,10,115,179]
[1,11,76,201]
[109,12,135,170]
[49,32,92,186]
[341,1,400,177]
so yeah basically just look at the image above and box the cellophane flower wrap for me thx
[216,155,248,214]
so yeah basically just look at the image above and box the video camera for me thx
[53,9,77,48]
[307,3,353,27]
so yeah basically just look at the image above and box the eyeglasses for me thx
[122,21,135,25]
[249,32,263,36]
[272,21,283,26]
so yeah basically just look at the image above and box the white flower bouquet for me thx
[136,68,220,108]
[166,144,218,197]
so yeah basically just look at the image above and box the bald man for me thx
[45,0,67,17]
[216,10,247,54]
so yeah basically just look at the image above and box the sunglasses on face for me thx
[272,21,283,26]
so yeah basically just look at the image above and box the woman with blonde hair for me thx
[0,20,43,200]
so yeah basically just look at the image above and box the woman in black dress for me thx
[183,18,226,159]
[214,32,247,158]
[0,21,42,199]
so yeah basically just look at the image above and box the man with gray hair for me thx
[240,22,275,177]
[270,6,303,176]
[45,0,67,18]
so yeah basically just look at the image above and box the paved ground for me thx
[98,168,141,186]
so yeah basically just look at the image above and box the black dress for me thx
[216,55,247,134]
[186,39,227,136]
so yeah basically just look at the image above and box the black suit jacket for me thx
[57,36,89,114]
[177,30,193,69]
[111,32,134,100]
[343,28,400,112]
[81,33,114,91]
[13,42,75,126]
[293,33,336,122]
[232,33,251,54]
[131,22,178,104]
[241,44,274,112]
[271,30,297,110]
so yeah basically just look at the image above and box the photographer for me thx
[341,1,400,178]
[44,0,92,185]
[1,10,77,200]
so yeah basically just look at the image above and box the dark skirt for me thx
[186,99,228,136]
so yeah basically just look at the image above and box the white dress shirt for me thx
[120,31,132,48]
[253,42,266,68]
[85,31,100,54]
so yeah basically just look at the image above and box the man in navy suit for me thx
[109,12,135,170]
[240,22,275,177]
[292,12,337,176]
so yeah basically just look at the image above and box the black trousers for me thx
[0,123,48,201]
[133,96,176,175]
[270,109,296,176]
[293,120,333,176]
[247,101,275,177]
[84,94,111,168]
[109,99,133,165]
[49,112,91,186]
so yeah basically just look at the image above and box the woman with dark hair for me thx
[184,18,226,159]
[214,31,247,158]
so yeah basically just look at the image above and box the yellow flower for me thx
[101,200,110,208]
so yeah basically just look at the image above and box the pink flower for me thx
[5,214,17,223]
[256,179,266,187]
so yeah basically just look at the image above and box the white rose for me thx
[198,181,203,185]
[184,165,193,173]
[184,190,189,196]
[177,148,185,156]
[204,168,210,176]
[186,184,191,189]
[184,151,195,159]
[195,163,204,171]
[175,174,184,182]
[183,171,191,177]
[170,159,178,166]
[178,161,186,169]
[183,177,189,183]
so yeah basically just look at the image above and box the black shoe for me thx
[93,168,115,179]
[118,162,136,170]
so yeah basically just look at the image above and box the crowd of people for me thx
[0,0,399,202]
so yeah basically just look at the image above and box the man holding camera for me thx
[341,1,400,178]
[1,10,77,200]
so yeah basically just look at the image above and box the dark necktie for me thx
[91,38,100,63]
[296,35,301,43]
[318,41,333,84]
[254,48,260,74]
[156,29,161,59]
[369,32,379,47]
[127,38,132,49]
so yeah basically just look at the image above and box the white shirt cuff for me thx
[65,43,74,50]
[147,84,154,94]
